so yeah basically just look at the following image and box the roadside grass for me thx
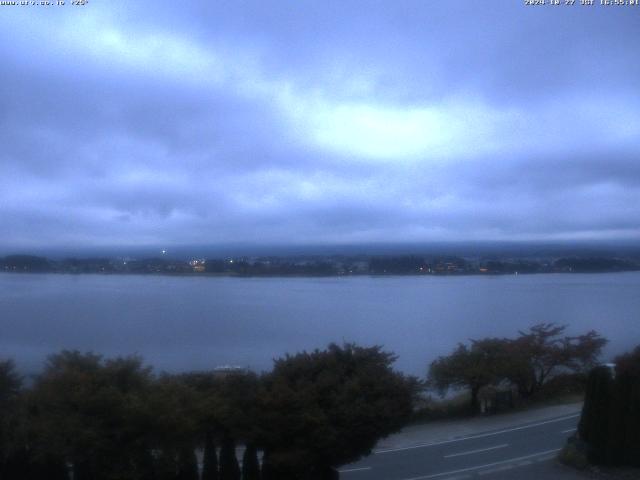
[518,392,585,409]
[411,375,586,425]
[559,434,589,470]
[411,391,473,424]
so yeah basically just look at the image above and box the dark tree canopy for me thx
[611,346,640,466]
[0,360,23,478]
[30,351,157,480]
[1,342,420,480]
[260,343,419,478]
[578,366,613,464]
[511,323,607,397]
[429,324,608,413]
[0,359,21,407]
[578,346,640,467]
[428,338,512,413]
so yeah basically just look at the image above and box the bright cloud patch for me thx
[295,100,512,162]
[313,104,444,159]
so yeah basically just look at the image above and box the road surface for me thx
[340,410,582,480]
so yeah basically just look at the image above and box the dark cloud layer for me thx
[1,1,639,249]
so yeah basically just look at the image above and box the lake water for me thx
[1,272,639,377]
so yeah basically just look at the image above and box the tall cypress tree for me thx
[154,449,178,480]
[219,436,240,480]
[625,369,640,466]
[241,443,260,480]
[176,445,198,480]
[0,360,27,480]
[615,347,640,466]
[202,432,219,480]
[579,366,613,465]
[605,370,627,465]
[259,451,274,480]
[134,448,157,480]
[579,348,640,467]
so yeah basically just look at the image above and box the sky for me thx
[1,1,639,251]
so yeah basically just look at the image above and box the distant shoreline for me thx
[2,253,639,278]
[2,269,640,279]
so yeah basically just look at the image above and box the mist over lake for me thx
[1,272,639,377]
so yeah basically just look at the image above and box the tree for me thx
[144,374,201,480]
[576,345,640,467]
[0,359,25,479]
[510,323,607,398]
[369,256,429,274]
[0,359,21,406]
[29,351,157,480]
[578,366,613,464]
[259,343,419,479]
[176,445,199,480]
[608,346,640,466]
[215,372,262,447]
[1,255,51,272]
[241,443,260,480]
[180,370,260,480]
[260,451,276,480]
[1,359,68,480]
[219,435,241,480]
[429,325,607,412]
[428,338,512,414]
[202,431,219,480]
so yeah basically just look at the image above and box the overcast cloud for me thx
[1,1,639,249]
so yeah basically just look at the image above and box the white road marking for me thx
[339,466,372,473]
[561,428,577,433]
[375,414,579,454]
[398,448,561,480]
[478,464,514,475]
[444,443,509,458]
[535,454,557,462]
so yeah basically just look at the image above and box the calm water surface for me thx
[1,272,639,376]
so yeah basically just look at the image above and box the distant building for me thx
[189,258,206,272]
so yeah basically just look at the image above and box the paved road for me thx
[339,412,581,480]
